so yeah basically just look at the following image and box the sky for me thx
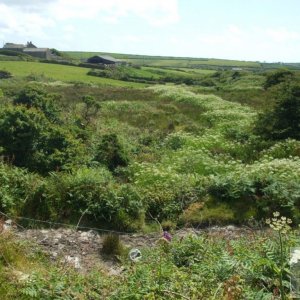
[0,0,299,62]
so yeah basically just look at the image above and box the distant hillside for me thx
[64,51,260,69]
[64,51,300,70]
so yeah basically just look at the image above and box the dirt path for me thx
[14,226,254,274]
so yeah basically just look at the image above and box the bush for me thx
[255,82,300,140]
[0,105,83,173]
[0,163,40,215]
[101,234,124,256]
[262,139,300,159]
[95,134,129,171]
[114,184,145,231]
[263,69,294,90]
[207,157,300,221]
[180,202,235,226]
[14,84,61,123]
[0,106,48,168]
[40,168,116,220]
[0,70,12,79]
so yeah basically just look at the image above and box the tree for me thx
[255,82,300,140]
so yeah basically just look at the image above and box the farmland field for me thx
[64,51,261,68]
[0,61,146,87]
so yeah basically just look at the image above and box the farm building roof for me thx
[3,43,25,49]
[98,55,119,62]
[88,55,120,62]
[87,55,121,65]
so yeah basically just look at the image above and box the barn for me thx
[87,55,120,65]
[23,48,51,60]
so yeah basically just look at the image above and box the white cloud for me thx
[228,25,242,35]
[48,0,179,26]
[120,35,142,43]
[0,0,179,45]
[0,4,55,40]
[63,25,75,33]
[197,25,243,46]
[265,28,300,43]
[186,25,300,61]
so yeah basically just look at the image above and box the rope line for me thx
[0,211,130,235]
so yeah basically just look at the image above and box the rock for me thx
[58,244,65,250]
[3,219,13,231]
[55,233,63,239]
[226,225,236,231]
[64,255,81,269]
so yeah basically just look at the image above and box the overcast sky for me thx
[0,0,299,62]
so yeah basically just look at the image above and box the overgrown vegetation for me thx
[0,55,299,298]
[0,66,299,228]
[0,219,299,299]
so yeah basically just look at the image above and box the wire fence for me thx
[0,210,134,235]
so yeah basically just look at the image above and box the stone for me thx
[64,255,81,269]
[3,219,13,231]
[226,225,236,231]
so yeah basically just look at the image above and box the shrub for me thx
[81,95,101,124]
[0,70,12,79]
[101,234,124,256]
[180,202,235,226]
[114,184,145,231]
[39,168,116,221]
[14,84,61,123]
[262,139,300,159]
[255,82,300,140]
[263,69,294,90]
[207,157,300,221]
[0,105,48,168]
[95,134,129,171]
[0,105,83,173]
[0,163,40,215]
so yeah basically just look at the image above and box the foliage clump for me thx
[0,105,82,173]
[101,234,124,256]
[0,70,12,79]
[255,82,300,140]
[95,133,129,172]
[14,84,61,122]
[263,69,294,90]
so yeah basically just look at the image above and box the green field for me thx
[64,51,261,68]
[143,66,215,77]
[0,61,146,87]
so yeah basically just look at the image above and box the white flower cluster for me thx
[266,212,292,234]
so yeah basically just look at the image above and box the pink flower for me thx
[163,231,172,242]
